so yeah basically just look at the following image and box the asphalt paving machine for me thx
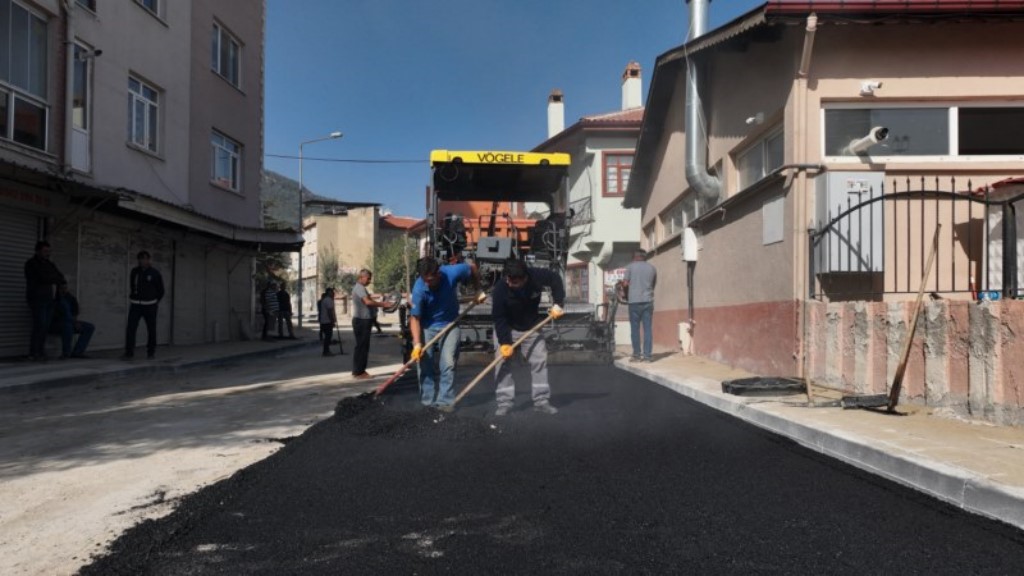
[398,150,616,365]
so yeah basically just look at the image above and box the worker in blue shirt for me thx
[490,258,565,416]
[408,256,482,411]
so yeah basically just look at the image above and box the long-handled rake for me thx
[371,296,486,398]
[453,315,554,407]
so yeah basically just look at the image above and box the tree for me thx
[318,248,341,293]
[374,235,418,294]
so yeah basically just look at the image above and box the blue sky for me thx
[264,0,763,217]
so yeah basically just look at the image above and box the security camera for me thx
[846,126,889,155]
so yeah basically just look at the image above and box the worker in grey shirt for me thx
[351,269,387,379]
[621,248,657,362]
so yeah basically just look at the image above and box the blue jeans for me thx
[417,325,461,407]
[629,301,653,359]
[60,320,95,357]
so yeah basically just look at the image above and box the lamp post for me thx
[297,131,343,328]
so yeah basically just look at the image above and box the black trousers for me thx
[320,323,334,355]
[126,303,158,356]
[352,317,372,374]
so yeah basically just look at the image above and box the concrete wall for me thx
[45,213,253,353]
[806,299,1024,427]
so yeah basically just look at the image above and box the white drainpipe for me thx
[684,0,721,205]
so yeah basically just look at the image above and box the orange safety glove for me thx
[475,292,488,304]
[410,344,423,362]
[548,304,565,319]
[499,344,515,359]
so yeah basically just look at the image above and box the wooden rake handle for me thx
[374,298,484,397]
[453,314,555,406]
[887,224,941,412]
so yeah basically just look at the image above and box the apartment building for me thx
[0,0,295,357]
[533,62,644,340]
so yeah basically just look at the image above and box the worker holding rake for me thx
[409,256,482,412]
[491,258,565,417]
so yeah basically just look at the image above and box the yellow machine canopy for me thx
[430,150,570,203]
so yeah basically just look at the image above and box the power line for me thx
[265,153,426,164]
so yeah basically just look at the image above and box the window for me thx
[959,108,1024,155]
[136,0,158,15]
[659,203,683,239]
[76,0,95,11]
[825,108,946,157]
[0,0,49,151]
[603,152,633,197]
[737,129,784,190]
[824,105,1024,158]
[72,45,89,130]
[211,130,241,191]
[566,265,589,303]
[127,76,158,152]
[643,223,656,250]
[211,23,241,87]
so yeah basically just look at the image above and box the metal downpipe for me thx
[684,0,721,205]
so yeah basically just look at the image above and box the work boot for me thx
[533,402,558,415]
[436,405,454,414]
[494,405,510,417]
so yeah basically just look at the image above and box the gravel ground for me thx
[77,365,1024,575]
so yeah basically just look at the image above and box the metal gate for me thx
[811,177,1023,301]
[0,209,43,358]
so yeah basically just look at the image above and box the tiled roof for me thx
[766,0,1024,14]
[581,108,645,125]
[379,214,423,230]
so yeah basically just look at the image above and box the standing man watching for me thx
[24,240,65,361]
[318,288,337,357]
[123,250,165,360]
[276,283,295,339]
[620,248,657,362]
[261,281,279,341]
[351,269,387,379]
[408,256,481,412]
[491,258,565,416]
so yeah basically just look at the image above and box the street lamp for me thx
[297,131,343,328]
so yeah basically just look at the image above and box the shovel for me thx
[453,314,554,406]
[372,295,486,397]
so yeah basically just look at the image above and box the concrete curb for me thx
[2,340,319,395]
[615,359,1024,532]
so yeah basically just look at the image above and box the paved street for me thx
[29,358,1018,575]
[0,339,391,576]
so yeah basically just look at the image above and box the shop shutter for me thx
[0,211,42,358]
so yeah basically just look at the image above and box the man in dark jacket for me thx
[490,258,565,416]
[123,250,165,360]
[24,240,65,361]
[53,280,95,359]
[261,281,279,341]
[276,284,295,339]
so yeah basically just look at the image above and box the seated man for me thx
[52,281,95,359]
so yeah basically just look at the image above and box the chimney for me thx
[547,89,565,138]
[621,61,642,110]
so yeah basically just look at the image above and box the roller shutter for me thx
[0,210,42,358]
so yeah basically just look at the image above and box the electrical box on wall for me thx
[681,227,699,262]
[815,171,885,273]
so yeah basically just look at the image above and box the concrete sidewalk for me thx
[617,353,1024,532]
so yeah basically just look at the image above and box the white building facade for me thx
[0,0,294,357]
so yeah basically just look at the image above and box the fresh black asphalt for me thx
[79,364,1024,575]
